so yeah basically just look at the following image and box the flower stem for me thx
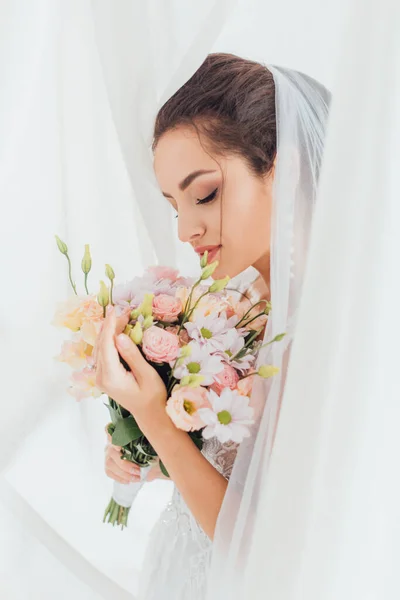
[66,255,77,295]
[84,273,89,295]
[178,280,201,333]
[258,332,287,351]
[239,310,266,329]
[235,299,269,328]
[183,290,211,324]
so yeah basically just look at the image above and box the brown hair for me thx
[152,53,277,179]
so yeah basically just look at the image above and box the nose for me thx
[177,210,205,246]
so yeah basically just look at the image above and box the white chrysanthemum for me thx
[212,334,257,373]
[197,388,254,444]
[184,312,243,352]
[172,342,224,386]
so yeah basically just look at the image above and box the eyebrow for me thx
[162,169,217,198]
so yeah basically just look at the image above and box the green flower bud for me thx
[258,365,280,378]
[180,374,204,388]
[140,293,154,318]
[123,323,133,336]
[179,345,192,359]
[264,301,272,315]
[273,332,286,342]
[130,308,140,320]
[81,244,92,275]
[129,321,143,345]
[200,250,209,268]
[143,315,154,329]
[200,260,219,280]
[208,275,230,293]
[55,235,68,255]
[105,264,115,281]
[97,281,110,307]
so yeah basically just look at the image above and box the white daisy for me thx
[184,312,243,353]
[172,342,224,386]
[216,333,257,373]
[197,388,255,444]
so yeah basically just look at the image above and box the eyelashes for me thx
[174,187,219,219]
[196,187,218,205]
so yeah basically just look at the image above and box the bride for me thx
[95,53,331,599]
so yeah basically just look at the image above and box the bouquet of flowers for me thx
[53,236,285,529]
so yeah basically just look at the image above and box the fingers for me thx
[93,306,130,368]
[116,307,132,335]
[104,445,141,484]
[99,306,119,365]
[115,333,151,386]
[95,307,124,390]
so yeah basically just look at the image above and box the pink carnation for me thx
[211,363,240,394]
[142,326,180,363]
[166,385,210,431]
[152,294,182,322]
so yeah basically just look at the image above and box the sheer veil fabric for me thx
[1,1,399,598]
[205,64,332,599]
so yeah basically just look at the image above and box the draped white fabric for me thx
[1,0,398,598]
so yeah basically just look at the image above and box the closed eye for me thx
[196,187,218,205]
[174,188,218,218]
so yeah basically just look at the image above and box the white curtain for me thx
[2,0,398,598]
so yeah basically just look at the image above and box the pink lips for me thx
[194,244,222,265]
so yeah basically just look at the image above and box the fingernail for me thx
[107,305,114,315]
[130,467,136,474]
[117,334,130,348]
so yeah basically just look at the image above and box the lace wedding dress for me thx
[137,438,238,599]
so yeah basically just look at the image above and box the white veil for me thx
[205,64,331,599]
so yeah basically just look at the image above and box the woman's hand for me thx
[104,424,170,483]
[104,424,141,484]
[94,305,168,434]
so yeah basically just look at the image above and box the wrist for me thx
[138,407,175,441]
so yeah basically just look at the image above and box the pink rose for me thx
[152,294,182,322]
[142,326,180,363]
[211,363,240,394]
[147,265,179,282]
[166,385,211,431]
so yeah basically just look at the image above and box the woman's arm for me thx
[142,413,227,540]
[95,307,228,540]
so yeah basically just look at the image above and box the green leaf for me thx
[107,422,115,437]
[159,460,170,478]
[189,431,204,451]
[105,402,122,424]
[111,415,142,446]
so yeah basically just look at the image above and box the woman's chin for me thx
[211,261,248,281]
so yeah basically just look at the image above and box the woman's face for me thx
[153,126,274,281]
